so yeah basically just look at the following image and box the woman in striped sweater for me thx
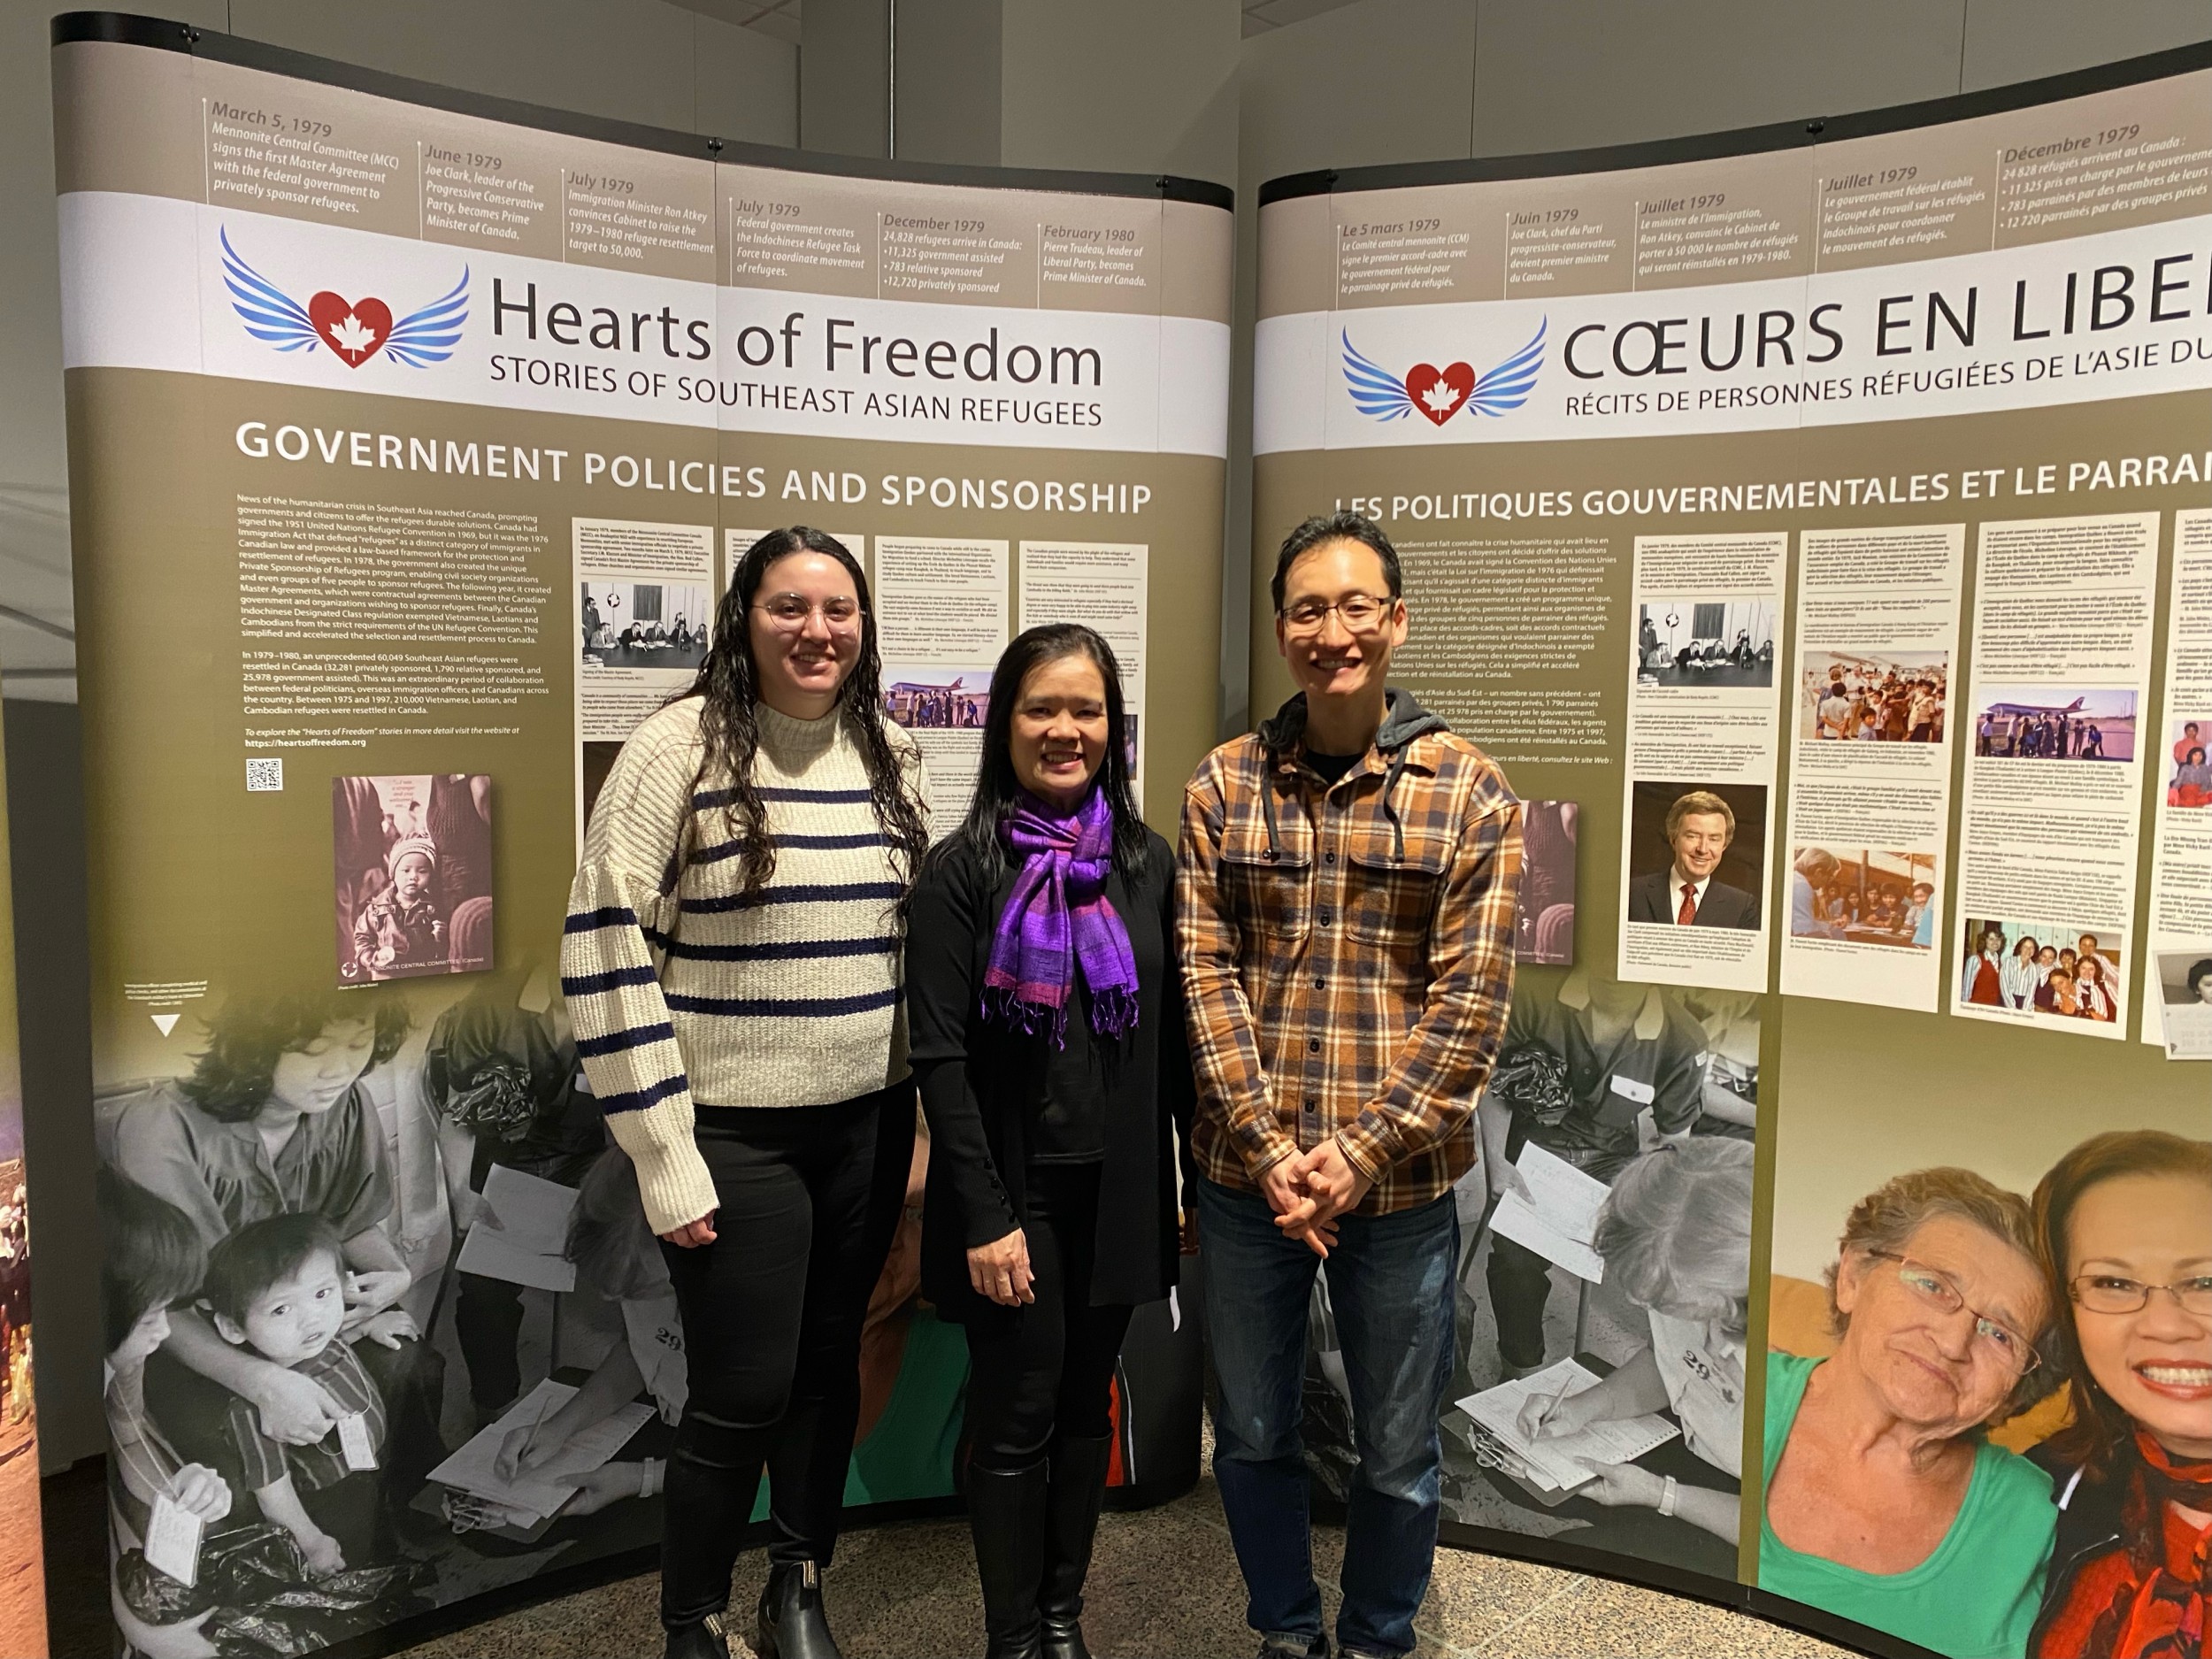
[563,527,929,1659]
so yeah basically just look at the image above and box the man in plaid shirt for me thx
[1179,511,1522,1659]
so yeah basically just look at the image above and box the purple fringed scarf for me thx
[982,788,1140,1046]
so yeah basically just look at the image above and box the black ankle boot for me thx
[1038,1434,1113,1659]
[755,1561,841,1659]
[663,1611,731,1659]
[969,1462,1049,1659]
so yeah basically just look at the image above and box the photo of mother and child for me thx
[1761,1130,2210,1659]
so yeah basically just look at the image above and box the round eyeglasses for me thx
[753,593,865,633]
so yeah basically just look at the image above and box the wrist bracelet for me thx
[639,1457,664,1499]
[1657,1475,1678,1517]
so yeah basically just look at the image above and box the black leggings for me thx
[657,1085,913,1627]
[963,1163,1134,1474]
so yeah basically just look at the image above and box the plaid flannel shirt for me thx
[1176,691,1522,1215]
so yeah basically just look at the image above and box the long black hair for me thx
[180,987,411,1123]
[681,527,926,897]
[941,623,1148,887]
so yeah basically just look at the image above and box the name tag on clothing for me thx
[1608,1074,1655,1105]
[145,1493,204,1586]
[338,1410,378,1471]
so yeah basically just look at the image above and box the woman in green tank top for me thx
[1760,1168,2062,1659]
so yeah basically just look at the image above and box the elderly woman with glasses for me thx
[2028,1131,2211,1659]
[1761,1168,2062,1659]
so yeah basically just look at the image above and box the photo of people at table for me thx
[1960,918,2126,1026]
[580,578,710,672]
[92,972,963,1653]
[2167,719,2210,809]
[1799,649,1948,743]
[1295,968,1762,1583]
[1635,596,1778,689]
[1763,1125,2210,1659]
[1790,847,1937,949]
[1973,687,2137,763]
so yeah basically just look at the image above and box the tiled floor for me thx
[396,1445,1851,1659]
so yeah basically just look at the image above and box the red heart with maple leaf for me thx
[1404,361,1475,425]
[308,291,394,366]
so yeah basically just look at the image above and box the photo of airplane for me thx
[1972,685,2136,760]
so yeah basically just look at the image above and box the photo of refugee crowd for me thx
[333,776,495,986]
[1799,651,1947,744]
[92,973,969,1653]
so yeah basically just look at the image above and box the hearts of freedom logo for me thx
[1340,319,1547,425]
[221,227,469,368]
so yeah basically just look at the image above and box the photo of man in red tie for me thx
[1627,789,1762,930]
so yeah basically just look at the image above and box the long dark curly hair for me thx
[680,527,927,899]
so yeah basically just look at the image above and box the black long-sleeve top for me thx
[905,826,1195,1325]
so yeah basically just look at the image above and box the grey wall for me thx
[894,0,1002,166]
[802,0,890,155]
[997,0,1240,180]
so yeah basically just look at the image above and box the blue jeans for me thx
[1197,1177,1458,1659]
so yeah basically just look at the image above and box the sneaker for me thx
[1256,1635,1329,1658]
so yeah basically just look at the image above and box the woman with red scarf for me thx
[906,623,1194,1659]
[2032,1130,2212,1659]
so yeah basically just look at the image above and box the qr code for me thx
[246,757,283,793]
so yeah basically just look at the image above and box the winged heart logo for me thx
[1340,319,1548,425]
[221,228,469,368]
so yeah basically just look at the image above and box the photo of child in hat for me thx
[334,775,494,985]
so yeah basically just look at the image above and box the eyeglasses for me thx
[1866,1250,2041,1379]
[1279,593,1394,636]
[753,593,865,634]
[2071,1272,2212,1317]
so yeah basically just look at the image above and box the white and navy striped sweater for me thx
[562,696,925,1233]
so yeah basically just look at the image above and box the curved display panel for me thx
[1255,46,2210,1659]
[51,15,1228,1653]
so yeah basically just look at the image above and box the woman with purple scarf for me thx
[907,623,1195,1659]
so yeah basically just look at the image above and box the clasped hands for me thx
[1261,1134,1371,1258]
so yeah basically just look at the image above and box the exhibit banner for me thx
[54,13,1227,1652]
[1256,42,2210,1659]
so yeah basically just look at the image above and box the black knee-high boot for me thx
[660,1409,772,1647]
[969,1462,1049,1659]
[1038,1434,1113,1659]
